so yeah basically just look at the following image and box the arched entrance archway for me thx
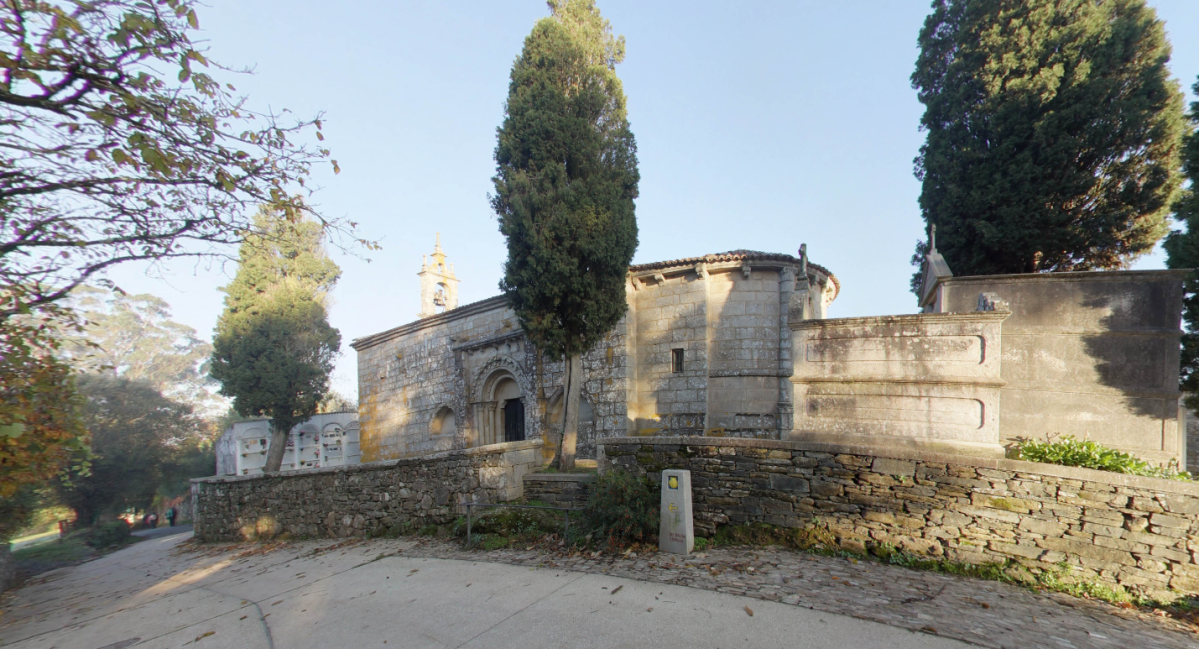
[472,367,526,446]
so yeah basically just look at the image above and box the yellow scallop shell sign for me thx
[668,476,678,489]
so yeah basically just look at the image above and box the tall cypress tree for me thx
[209,205,341,473]
[1165,77,1199,410]
[910,0,1185,294]
[492,0,638,469]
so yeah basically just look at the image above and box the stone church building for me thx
[352,239,838,463]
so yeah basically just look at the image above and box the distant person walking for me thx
[166,507,177,527]
[147,513,158,528]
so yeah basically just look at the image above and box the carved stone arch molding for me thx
[469,354,540,446]
[471,354,531,402]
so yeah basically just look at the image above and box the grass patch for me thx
[13,537,94,564]
[12,524,142,583]
[1011,435,1192,481]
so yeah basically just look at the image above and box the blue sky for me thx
[106,1,1199,398]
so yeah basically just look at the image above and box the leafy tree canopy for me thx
[0,296,88,499]
[0,0,357,318]
[61,286,220,413]
[209,204,341,472]
[910,0,1185,294]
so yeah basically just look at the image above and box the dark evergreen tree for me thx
[492,0,638,469]
[209,205,341,473]
[1164,77,1199,410]
[910,0,1185,294]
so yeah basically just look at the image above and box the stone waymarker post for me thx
[659,469,694,554]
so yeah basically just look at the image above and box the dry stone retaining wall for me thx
[599,437,1199,600]
[522,473,595,509]
[192,440,541,542]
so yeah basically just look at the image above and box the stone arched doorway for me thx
[472,368,526,446]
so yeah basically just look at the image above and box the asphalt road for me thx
[131,524,193,541]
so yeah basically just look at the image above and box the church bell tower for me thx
[418,233,459,318]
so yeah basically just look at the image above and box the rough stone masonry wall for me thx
[522,473,595,509]
[192,440,542,542]
[599,437,1199,600]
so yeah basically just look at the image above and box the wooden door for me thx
[504,399,525,442]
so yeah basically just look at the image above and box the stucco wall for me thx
[789,310,1009,457]
[1186,404,1199,475]
[599,437,1199,601]
[192,440,542,541]
[937,271,1186,465]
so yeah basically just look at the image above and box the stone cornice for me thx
[350,295,508,351]
[941,269,1187,287]
[790,376,1007,388]
[451,330,525,353]
[709,369,790,378]
[789,310,1010,331]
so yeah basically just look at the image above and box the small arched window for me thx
[431,406,457,437]
[547,394,594,426]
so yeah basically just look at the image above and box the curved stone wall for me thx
[598,437,1199,600]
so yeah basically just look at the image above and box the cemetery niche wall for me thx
[214,411,361,476]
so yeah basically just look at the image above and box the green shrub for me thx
[455,507,560,540]
[1013,435,1192,481]
[579,470,658,550]
[81,521,131,549]
[480,535,511,551]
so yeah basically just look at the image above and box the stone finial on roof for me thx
[919,223,954,312]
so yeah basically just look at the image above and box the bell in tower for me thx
[418,233,460,318]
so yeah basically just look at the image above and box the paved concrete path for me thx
[0,533,967,649]
[131,525,193,541]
